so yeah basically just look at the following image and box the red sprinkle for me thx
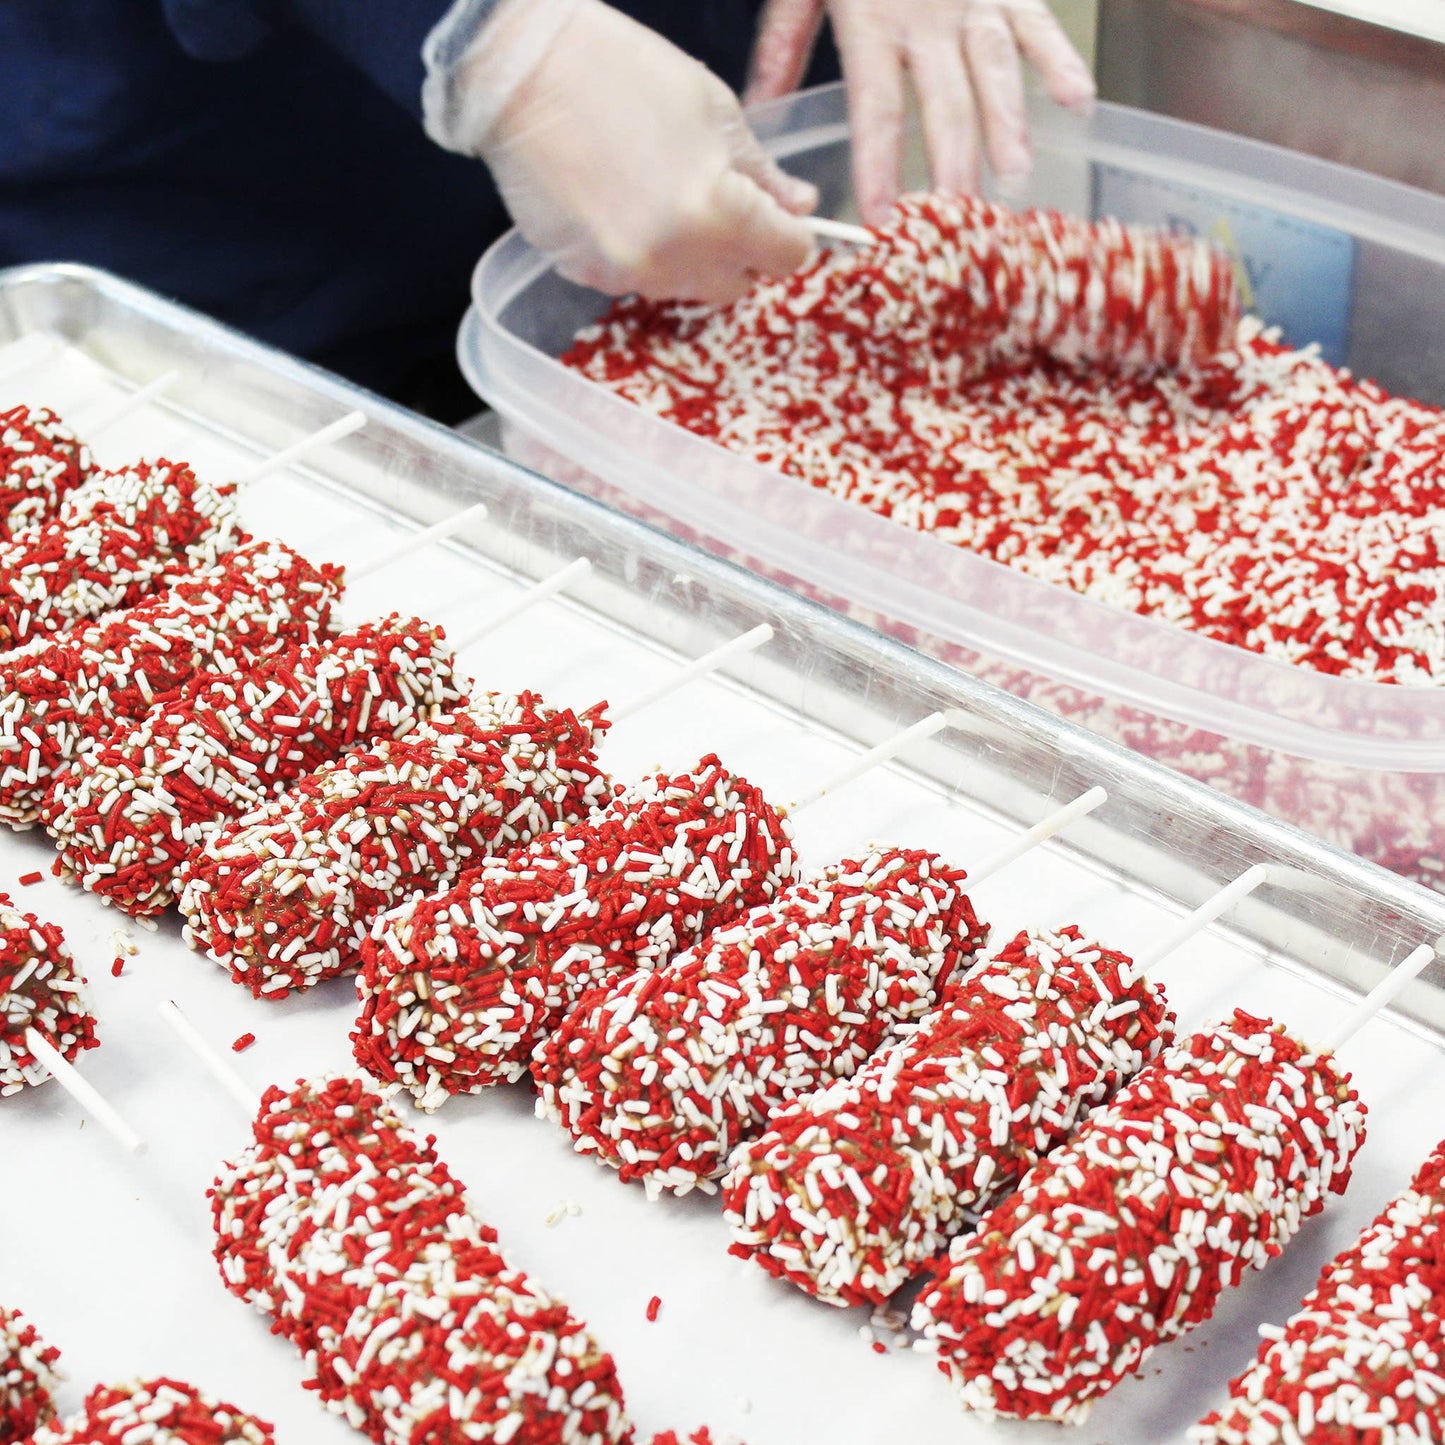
[645,1296,661,1323]
[110,958,124,978]
[232,1032,256,1053]
[871,1341,888,1355]
[17,872,41,887]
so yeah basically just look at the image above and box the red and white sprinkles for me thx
[31,1378,273,1445]
[0,405,91,538]
[178,691,611,998]
[722,925,1173,1306]
[0,894,95,1096]
[569,193,1445,685]
[534,847,987,1198]
[41,616,462,916]
[1193,1133,1445,1443]
[0,459,240,648]
[912,1009,1368,1423]
[0,540,343,828]
[210,1074,630,1445]
[0,1303,61,1440]
[354,755,798,1110]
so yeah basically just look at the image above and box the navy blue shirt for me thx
[1,2,833,412]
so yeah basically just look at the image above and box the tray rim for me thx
[4,257,1445,1011]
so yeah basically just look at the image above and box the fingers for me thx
[905,32,980,197]
[1008,0,1096,110]
[745,0,828,105]
[728,115,820,216]
[591,169,811,306]
[833,14,908,227]
[699,169,814,300]
[962,6,1031,192]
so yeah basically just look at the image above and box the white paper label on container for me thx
[1092,162,1358,366]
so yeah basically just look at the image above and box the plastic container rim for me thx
[461,83,1445,775]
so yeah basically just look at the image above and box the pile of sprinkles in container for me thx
[567,192,1445,685]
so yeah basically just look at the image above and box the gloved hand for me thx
[745,0,1096,224]
[424,0,817,303]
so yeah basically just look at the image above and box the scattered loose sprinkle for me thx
[109,959,124,979]
[645,1296,661,1323]
[17,872,42,887]
[231,1033,255,1054]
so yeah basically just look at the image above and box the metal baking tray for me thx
[2,263,1444,1445]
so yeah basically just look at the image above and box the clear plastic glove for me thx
[745,0,1096,224]
[426,0,817,303]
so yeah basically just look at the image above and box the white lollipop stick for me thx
[1133,863,1270,975]
[22,1027,146,1156]
[787,711,949,814]
[155,1000,254,1119]
[349,501,490,584]
[805,216,875,247]
[79,369,182,438]
[610,623,775,725]
[454,557,593,650]
[1323,943,1437,1053]
[233,410,366,488]
[0,333,62,386]
[968,786,1108,887]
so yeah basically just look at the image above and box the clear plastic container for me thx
[459,80,1445,888]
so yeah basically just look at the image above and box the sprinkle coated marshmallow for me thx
[0,404,92,537]
[0,894,96,1097]
[1193,1134,1445,1443]
[722,925,1174,1306]
[912,1010,1367,1424]
[179,692,612,997]
[0,1303,61,1440]
[0,459,241,648]
[355,755,798,1110]
[41,616,463,916]
[534,847,988,1198]
[210,1074,629,1445]
[0,540,343,828]
[31,1378,273,1445]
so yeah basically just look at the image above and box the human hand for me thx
[434,0,817,303]
[746,0,1096,224]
